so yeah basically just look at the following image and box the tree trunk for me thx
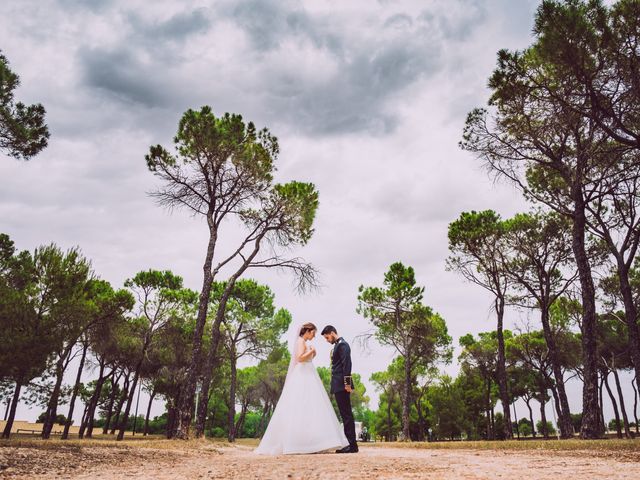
[227,354,238,442]
[387,392,393,441]
[525,397,536,438]
[495,297,513,439]
[110,373,130,435]
[235,401,248,438]
[3,399,9,421]
[632,378,639,434]
[598,374,606,433]
[173,224,218,440]
[195,268,254,438]
[166,393,180,439]
[613,250,640,404]
[42,359,66,439]
[143,389,156,436]
[79,402,89,436]
[512,402,520,439]
[102,371,122,434]
[486,377,493,440]
[603,370,622,438]
[612,367,631,438]
[550,384,563,436]
[62,342,88,439]
[117,360,143,440]
[1,381,22,439]
[571,186,600,439]
[539,396,549,439]
[256,401,269,438]
[401,350,412,441]
[80,364,108,439]
[540,304,573,438]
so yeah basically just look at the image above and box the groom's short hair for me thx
[321,325,337,335]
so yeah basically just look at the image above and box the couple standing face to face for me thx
[299,323,339,344]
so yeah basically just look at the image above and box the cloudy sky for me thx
[6,0,617,426]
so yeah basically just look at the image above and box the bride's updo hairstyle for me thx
[299,322,317,336]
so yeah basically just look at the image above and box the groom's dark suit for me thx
[330,337,357,449]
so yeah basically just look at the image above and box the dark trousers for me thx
[334,391,357,447]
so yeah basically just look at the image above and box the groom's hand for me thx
[345,385,353,393]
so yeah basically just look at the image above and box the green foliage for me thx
[358,263,451,440]
[237,411,262,438]
[570,413,583,433]
[518,418,533,437]
[446,210,507,293]
[200,343,292,439]
[145,105,319,255]
[502,210,575,307]
[426,375,467,441]
[537,420,557,437]
[317,367,369,420]
[124,269,196,354]
[36,412,68,425]
[144,413,168,435]
[0,237,92,387]
[596,313,631,370]
[270,181,319,245]
[215,279,290,361]
[0,51,49,160]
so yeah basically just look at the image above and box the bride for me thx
[255,322,349,455]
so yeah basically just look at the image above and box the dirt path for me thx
[3,443,640,479]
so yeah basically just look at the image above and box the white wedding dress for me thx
[254,336,349,455]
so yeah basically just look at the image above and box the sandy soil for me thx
[2,443,640,479]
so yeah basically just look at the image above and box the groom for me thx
[322,325,358,453]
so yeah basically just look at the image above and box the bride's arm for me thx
[297,339,315,362]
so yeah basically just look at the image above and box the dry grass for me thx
[366,438,640,453]
[0,434,259,452]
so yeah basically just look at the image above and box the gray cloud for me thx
[221,1,442,135]
[57,0,112,12]
[127,8,212,44]
[68,0,493,136]
[384,13,414,29]
[229,0,294,52]
[78,47,169,108]
[417,0,488,41]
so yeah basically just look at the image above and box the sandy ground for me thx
[2,442,640,479]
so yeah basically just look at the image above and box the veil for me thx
[285,323,304,385]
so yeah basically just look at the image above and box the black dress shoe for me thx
[335,446,351,453]
[347,445,359,453]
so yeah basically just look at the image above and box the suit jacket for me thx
[330,338,353,394]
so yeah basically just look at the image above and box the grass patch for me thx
[0,435,259,452]
[364,439,640,453]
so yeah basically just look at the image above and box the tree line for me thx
[453,0,640,439]
[0,232,376,441]
[364,0,640,442]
